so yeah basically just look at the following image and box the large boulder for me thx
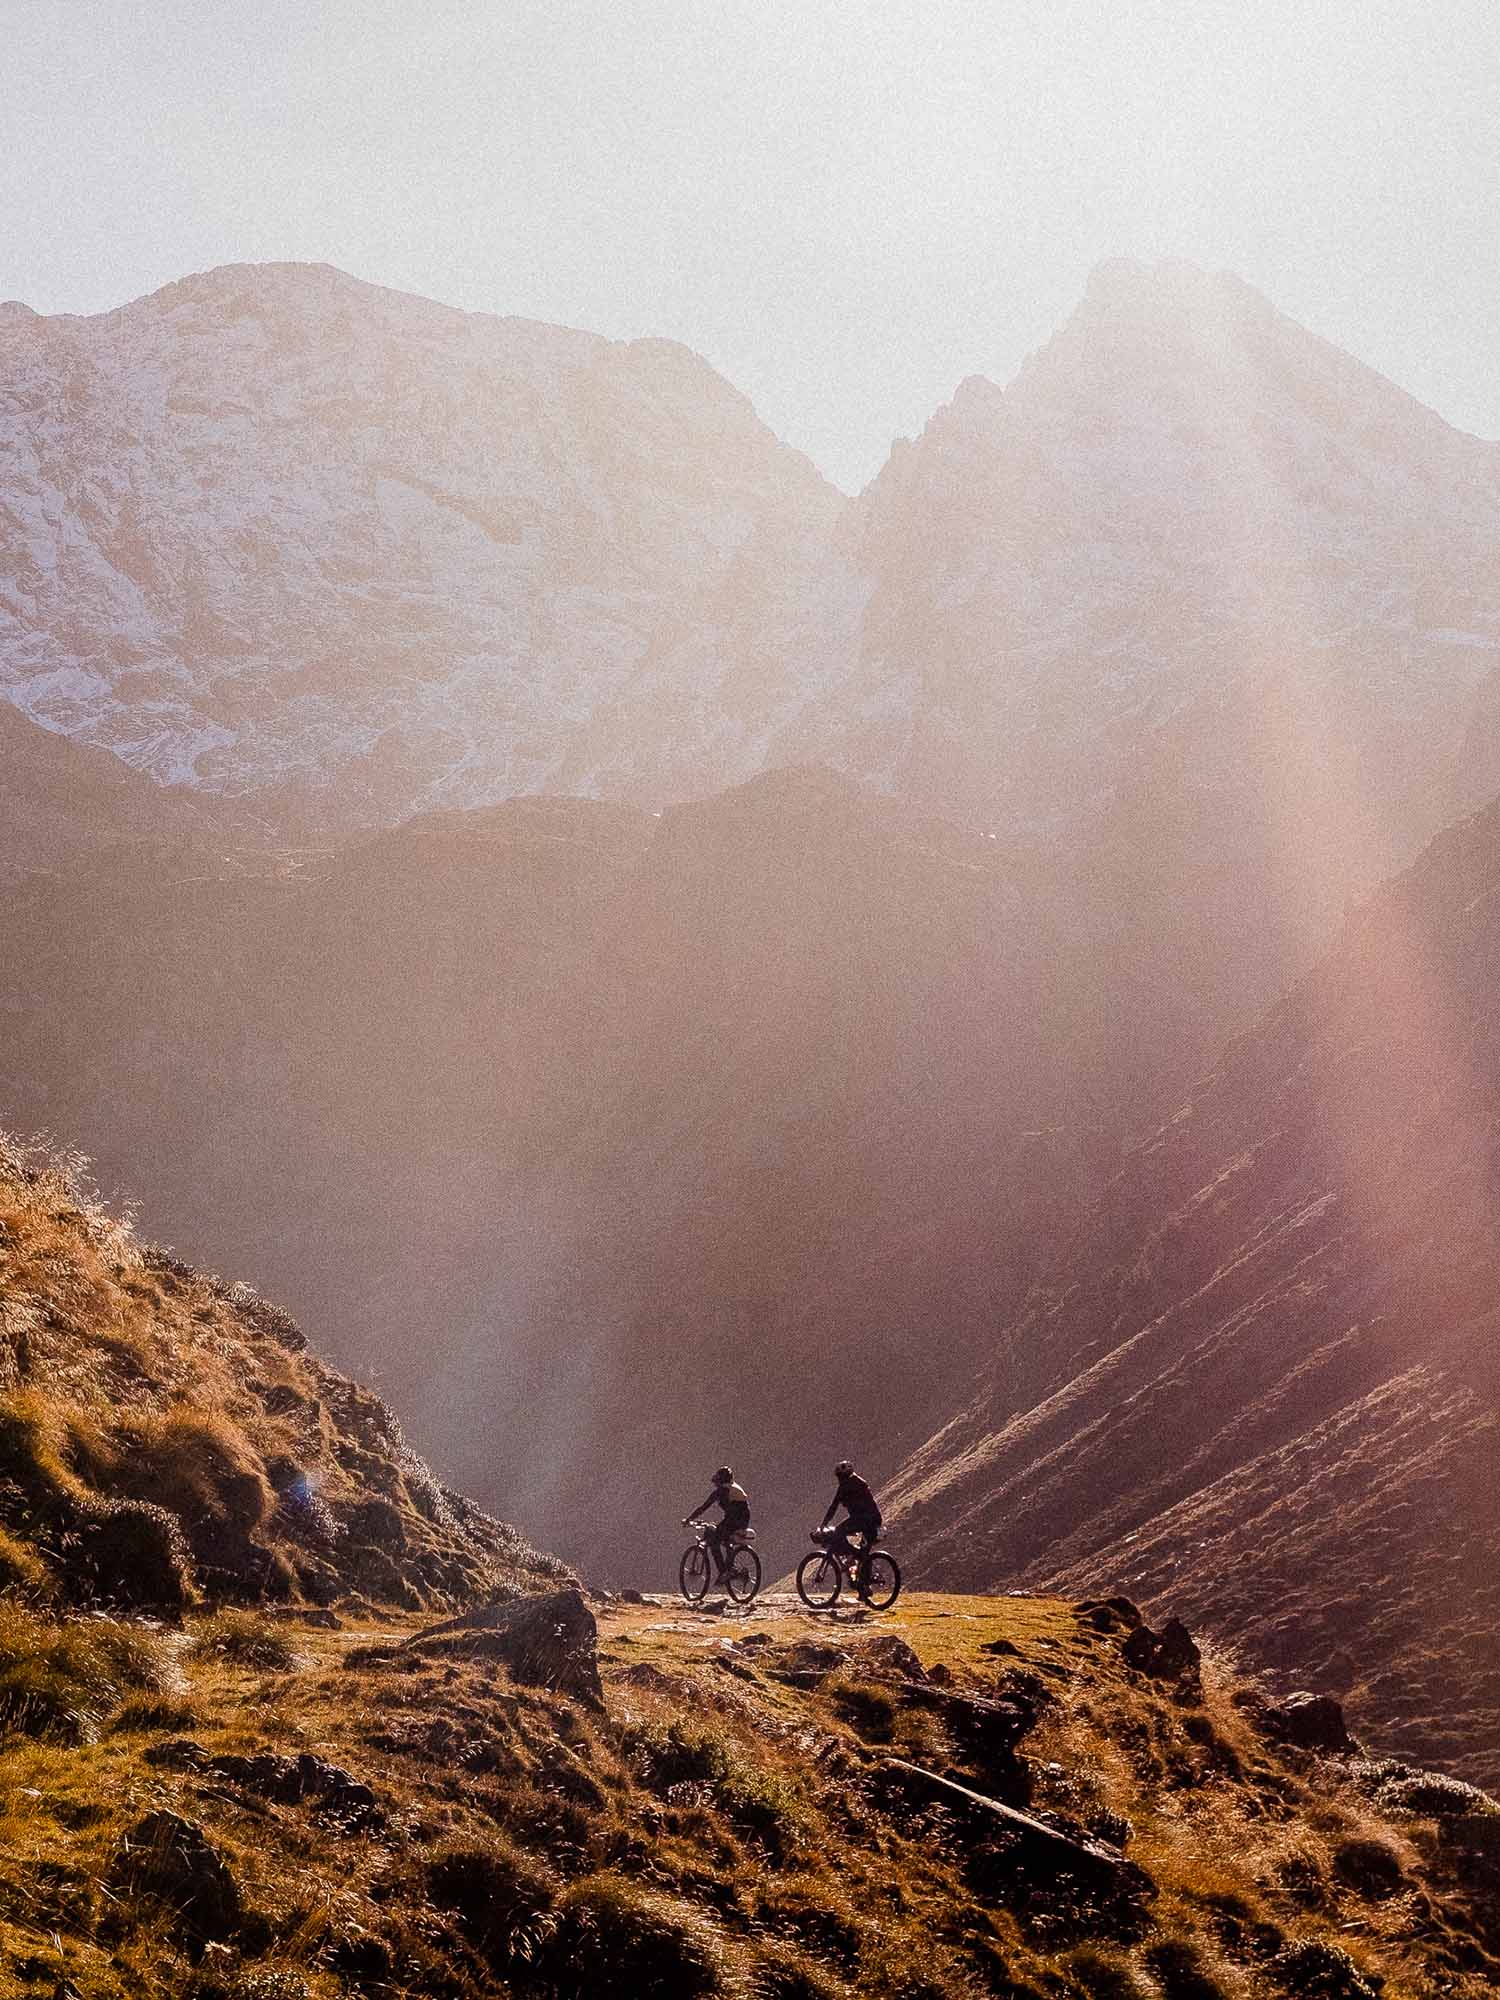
[404,1587,602,1703]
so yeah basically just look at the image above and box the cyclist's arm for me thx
[685,1492,714,1523]
[820,1494,840,1528]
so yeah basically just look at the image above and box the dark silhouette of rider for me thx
[684,1467,751,1582]
[821,1458,882,1593]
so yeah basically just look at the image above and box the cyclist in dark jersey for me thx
[684,1467,751,1583]
[821,1459,883,1594]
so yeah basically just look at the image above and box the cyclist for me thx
[820,1459,883,1596]
[683,1466,751,1584]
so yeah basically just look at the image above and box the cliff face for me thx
[887,794,1500,1789]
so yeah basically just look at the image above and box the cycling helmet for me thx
[834,1459,854,1478]
[713,1466,734,1485]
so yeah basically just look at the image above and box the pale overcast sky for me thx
[5,0,1499,490]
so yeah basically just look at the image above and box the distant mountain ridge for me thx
[0,260,846,835]
[5,255,1500,899]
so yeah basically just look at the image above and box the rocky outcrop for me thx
[1257,1692,1358,1755]
[402,1588,603,1704]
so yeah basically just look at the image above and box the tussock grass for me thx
[0,1602,177,1742]
[186,1610,302,1672]
[542,1873,739,1999]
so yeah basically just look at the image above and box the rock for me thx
[784,1640,852,1676]
[143,1738,210,1771]
[340,1496,407,1553]
[1121,1617,1200,1681]
[1441,1812,1500,1882]
[981,1637,1021,1657]
[1260,1692,1355,1754]
[107,1810,242,1945]
[404,1587,603,1703]
[1078,1596,1143,1631]
[1270,1940,1380,2000]
[882,1758,1154,1932]
[851,1634,928,1681]
[207,1751,382,1828]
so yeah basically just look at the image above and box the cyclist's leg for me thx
[708,1524,728,1578]
[851,1521,880,1596]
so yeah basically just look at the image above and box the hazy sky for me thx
[6,0,1499,490]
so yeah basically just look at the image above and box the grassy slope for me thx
[0,1136,564,1615]
[0,1590,1494,1997]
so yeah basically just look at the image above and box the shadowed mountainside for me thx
[0,765,1243,1581]
[887,792,1500,1790]
[0,700,218,885]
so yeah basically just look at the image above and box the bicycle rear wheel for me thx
[796,1550,843,1609]
[726,1546,762,1604]
[861,1551,902,1609]
[679,1544,712,1603]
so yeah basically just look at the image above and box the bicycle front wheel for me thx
[796,1550,843,1610]
[861,1551,902,1610]
[726,1546,762,1604]
[679,1544,712,1603]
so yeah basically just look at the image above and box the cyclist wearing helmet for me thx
[684,1467,751,1584]
[821,1459,883,1594]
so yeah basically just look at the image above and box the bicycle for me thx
[678,1522,762,1605]
[795,1526,902,1610]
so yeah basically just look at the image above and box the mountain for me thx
[774,261,1500,1058]
[0,264,845,835]
[9,255,1500,1772]
[0,696,214,882]
[14,1138,1500,1997]
[8,254,1500,915]
[885,790,1500,1790]
[0,769,1149,1577]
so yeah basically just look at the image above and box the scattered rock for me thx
[981,1637,1022,1657]
[403,1588,603,1703]
[107,1810,242,1945]
[1121,1618,1200,1682]
[1259,1692,1356,1754]
[206,1750,382,1828]
[850,1633,928,1681]
[143,1738,211,1770]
